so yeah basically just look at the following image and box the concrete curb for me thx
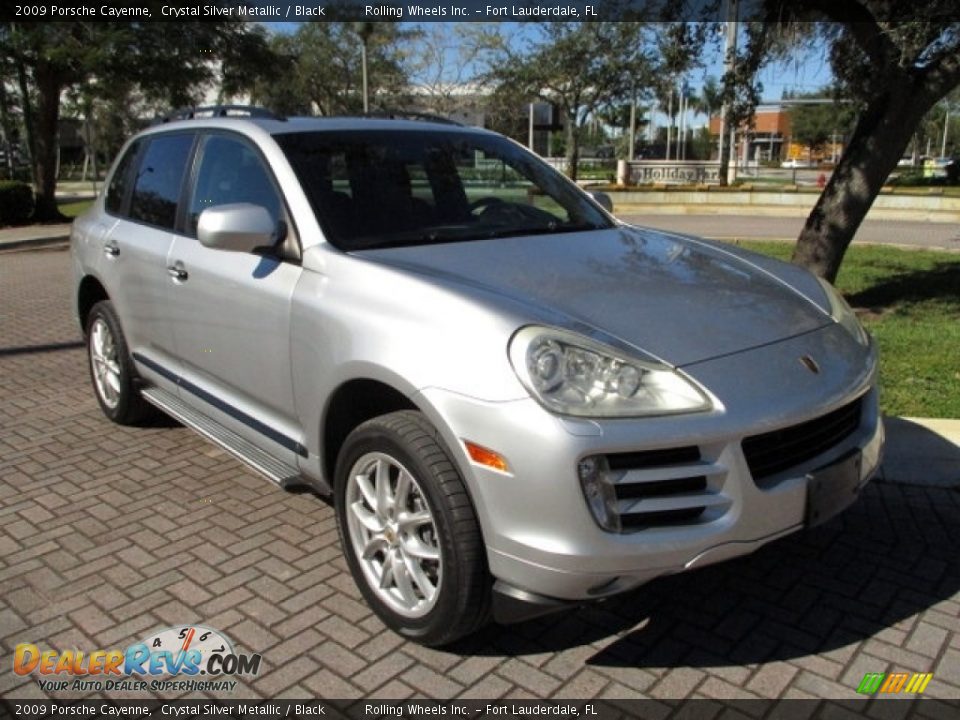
[879,417,960,489]
[0,234,70,252]
[0,222,73,253]
[612,202,960,223]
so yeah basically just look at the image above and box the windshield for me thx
[274,129,613,251]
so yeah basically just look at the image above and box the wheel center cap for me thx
[383,524,398,545]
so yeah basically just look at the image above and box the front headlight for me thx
[817,278,869,346]
[508,326,711,418]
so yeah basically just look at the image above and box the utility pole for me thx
[628,83,636,162]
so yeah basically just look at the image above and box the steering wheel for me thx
[468,196,505,215]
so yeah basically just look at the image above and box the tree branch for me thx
[769,0,899,68]
[918,40,960,102]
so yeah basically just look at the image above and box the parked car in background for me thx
[781,158,812,169]
[71,107,884,646]
[924,156,957,180]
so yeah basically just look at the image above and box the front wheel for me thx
[334,410,490,646]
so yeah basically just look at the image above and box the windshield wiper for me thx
[482,223,603,240]
[350,222,606,251]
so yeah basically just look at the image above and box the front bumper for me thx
[415,323,883,603]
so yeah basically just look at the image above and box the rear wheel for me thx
[86,300,154,425]
[335,410,490,646]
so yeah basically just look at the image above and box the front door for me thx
[165,132,304,465]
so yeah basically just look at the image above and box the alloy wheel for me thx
[344,452,442,618]
[89,317,121,409]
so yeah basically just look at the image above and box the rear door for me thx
[100,132,196,392]
[165,132,305,465]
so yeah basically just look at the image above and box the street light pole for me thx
[361,41,369,113]
[942,105,950,157]
[354,22,375,113]
[528,103,535,151]
[666,87,673,161]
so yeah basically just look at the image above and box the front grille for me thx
[595,447,731,533]
[742,397,863,482]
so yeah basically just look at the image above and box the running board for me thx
[141,387,302,487]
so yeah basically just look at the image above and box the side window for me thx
[104,140,140,216]
[188,135,281,235]
[128,134,194,230]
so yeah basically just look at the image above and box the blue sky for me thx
[262,21,834,125]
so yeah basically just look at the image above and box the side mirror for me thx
[589,191,614,214]
[197,203,276,253]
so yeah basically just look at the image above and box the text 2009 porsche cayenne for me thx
[72,109,883,645]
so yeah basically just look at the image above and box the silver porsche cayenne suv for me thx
[71,108,884,645]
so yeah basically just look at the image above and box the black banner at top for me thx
[4,0,959,23]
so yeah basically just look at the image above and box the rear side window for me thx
[129,134,194,230]
[105,140,140,216]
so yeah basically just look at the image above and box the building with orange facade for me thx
[708,100,844,164]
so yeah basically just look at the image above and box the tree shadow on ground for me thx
[449,482,960,667]
[846,261,960,312]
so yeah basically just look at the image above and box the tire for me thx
[86,300,154,425]
[334,410,490,646]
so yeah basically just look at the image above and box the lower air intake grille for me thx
[594,447,731,533]
[742,397,863,482]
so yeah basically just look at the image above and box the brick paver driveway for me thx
[2,247,959,702]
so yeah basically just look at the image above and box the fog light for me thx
[578,455,620,532]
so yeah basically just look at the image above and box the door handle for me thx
[103,241,119,257]
[166,262,188,281]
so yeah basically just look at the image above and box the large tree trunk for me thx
[791,81,933,282]
[14,55,36,175]
[0,81,16,176]
[31,62,66,222]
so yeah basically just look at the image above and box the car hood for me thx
[361,226,831,366]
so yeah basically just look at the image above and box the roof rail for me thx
[358,111,463,126]
[153,105,286,124]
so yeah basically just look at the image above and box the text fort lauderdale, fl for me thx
[365,4,599,17]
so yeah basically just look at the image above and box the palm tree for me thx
[687,76,721,129]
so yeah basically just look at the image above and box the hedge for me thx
[0,181,34,226]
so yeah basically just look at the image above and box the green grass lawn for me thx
[57,199,94,218]
[727,240,960,419]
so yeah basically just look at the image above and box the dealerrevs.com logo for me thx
[13,625,261,693]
